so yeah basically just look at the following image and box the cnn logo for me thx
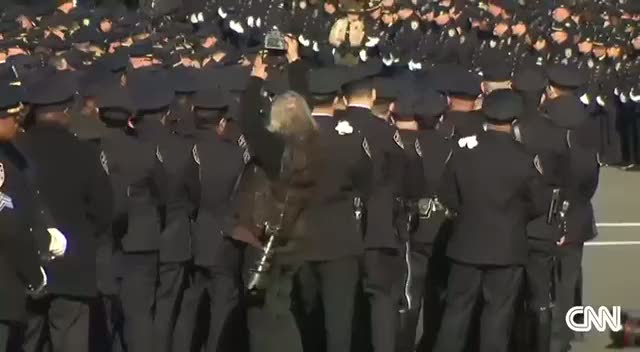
[565,306,623,333]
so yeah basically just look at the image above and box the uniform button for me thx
[29,227,33,232]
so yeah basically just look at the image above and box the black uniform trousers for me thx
[550,244,583,352]
[433,262,524,352]
[363,248,404,352]
[524,240,556,352]
[0,322,10,352]
[297,256,360,352]
[241,243,303,352]
[119,251,158,352]
[246,258,303,352]
[153,262,186,352]
[172,264,240,352]
[396,242,445,352]
[23,296,91,352]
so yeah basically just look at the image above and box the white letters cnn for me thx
[566,306,623,333]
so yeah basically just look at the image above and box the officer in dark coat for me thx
[18,72,114,352]
[340,76,404,352]
[395,89,453,352]
[0,83,48,352]
[433,90,550,352]
[98,79,168,352]
[511,67,565,352]
[436,66,486,139]
[173,83,247,352]
[542,96,599,352]
[124,69,197,352]
[296,67,371,352]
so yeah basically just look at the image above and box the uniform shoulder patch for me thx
[192,145,200,165]
[0,162,4,188]
[415,139,423,157]
[393,130,405,149]
[99,151,110,175]
[534,155,544,175]
[156,146,164,163]
[238,134,247,148]
[513,124,523,143]
[243,149,251,164]
[362,138,372,159]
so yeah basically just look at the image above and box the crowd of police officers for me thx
[0,0,635,351]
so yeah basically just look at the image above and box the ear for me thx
[389,101,395,113]
[371,88,377,102]
[481,82,487,94]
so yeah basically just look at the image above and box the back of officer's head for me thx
[343,78,376,106]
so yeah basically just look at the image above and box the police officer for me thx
[98,78,168,352]
[0,83,48,352]
[436,65,486,138]
[18,71,113,352]
[512,67,568,352]
[174,83,246,352]
[396,89,453,352]
[296,67,371,352]
[340,76,404,352]
[126,70,196,352]
[433,90,550,352]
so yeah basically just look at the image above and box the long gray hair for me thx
[267,91,318,138]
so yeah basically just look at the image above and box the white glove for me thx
[48,228,67,257]
[197,12,204,23]
[359,49,368,62]
[247,16,255,28]
[579,93,590,106]
[256,18,262,28]
[365,37,379,47]
[218,7,228,19]
[312,41,319,52]
[298,35,310,47]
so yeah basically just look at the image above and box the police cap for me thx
[481,89,523,122]
[512,67,547,92]
[127,71,174,112]
[0,83,25,117]
[541,95,587,128]
[546,63,587,88]
[25,71,77,112]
